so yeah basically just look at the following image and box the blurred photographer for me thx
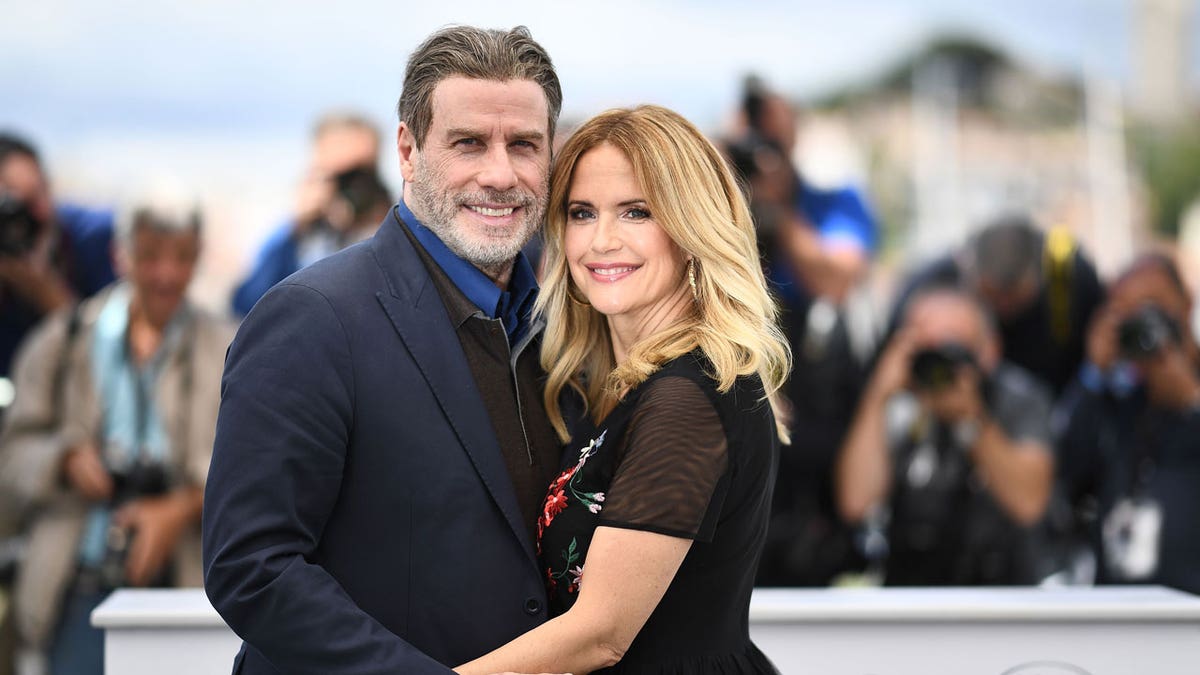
[836,288,1054,585]
[0,188,233,674]
[231,113,385,317]
[889,214,1104,397]
[727,78,879,586]
[1055,254,1200,595]
[0,133,116,407]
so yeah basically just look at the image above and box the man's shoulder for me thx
[276,239,382,296]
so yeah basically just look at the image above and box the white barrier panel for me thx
[748,586,1200,674]
[93,586,1200,674]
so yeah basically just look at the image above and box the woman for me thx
[457,105,791,674]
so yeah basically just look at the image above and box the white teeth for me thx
[592,267,634,276]
[469,206,515,217]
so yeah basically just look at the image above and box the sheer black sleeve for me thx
[599,375,730,542]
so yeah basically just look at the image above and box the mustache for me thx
[454,189,536,208]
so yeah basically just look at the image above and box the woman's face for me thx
[563,143,689,334]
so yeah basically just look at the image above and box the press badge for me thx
[1102,497,1163,580]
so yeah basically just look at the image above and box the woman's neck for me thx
[605,284,693,365]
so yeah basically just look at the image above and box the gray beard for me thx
[408,159,545,279]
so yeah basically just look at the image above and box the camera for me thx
[910,343,978,391]
[0,190,42,257]
[1117,304,1181,360]
[97,457,172,589]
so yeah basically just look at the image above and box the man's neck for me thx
[479,261,515,290]
[127,307,166,367]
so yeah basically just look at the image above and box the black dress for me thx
[536,351,780,674]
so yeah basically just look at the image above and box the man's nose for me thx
[477,145,519,192]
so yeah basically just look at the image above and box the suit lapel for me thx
[370,209,537,566]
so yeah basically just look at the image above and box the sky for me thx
[0,0,1194,305]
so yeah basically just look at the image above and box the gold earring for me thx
[567,284,590,306]
[687,259,698,300]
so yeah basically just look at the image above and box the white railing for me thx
[93,586,1200,674]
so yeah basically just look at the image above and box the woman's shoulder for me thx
[646,350,766,401]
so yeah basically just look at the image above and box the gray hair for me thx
[965,214,1044,289]
[312,111,380,144]
[396,25,562,148]
[116,186,202,251]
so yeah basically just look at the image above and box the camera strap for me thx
[1043,226,1076,348]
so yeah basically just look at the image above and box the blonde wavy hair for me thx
[537,105,792,443]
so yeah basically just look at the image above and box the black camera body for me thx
[0,190,42,257]
[97,458,172,589]
[910,343,979,391]
[1117,304,1181,360]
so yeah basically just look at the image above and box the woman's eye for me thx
[626,207,651,220]
[568,207,595,221]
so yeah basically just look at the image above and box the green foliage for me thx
[1129,122,1200,238]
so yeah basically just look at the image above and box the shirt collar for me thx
[395,200,539,330]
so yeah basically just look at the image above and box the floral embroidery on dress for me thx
[537,430,608,595]
[546,538,585,593]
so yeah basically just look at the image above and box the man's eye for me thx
[455,138,481,148]
[511,140,537,150]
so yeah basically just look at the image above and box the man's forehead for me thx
[428,77,549,134]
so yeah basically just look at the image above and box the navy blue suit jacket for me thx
[203,209,549,674]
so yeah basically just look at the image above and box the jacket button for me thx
[524,597,542,615]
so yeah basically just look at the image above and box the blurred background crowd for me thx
[2,0,1199,673]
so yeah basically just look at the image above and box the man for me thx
[0,133,116,395]
[0,188,232,674]
[1056,255,1200,594]
[836,288,1054,585]
[889,214,1105,396]
[203,26,565,674]
[727,78,878,586]
[230,113,383,316]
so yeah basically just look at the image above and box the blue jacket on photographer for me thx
[0,133,116,389]
[726,77,879,586]
[1054,254,1200,595]
[0,189,234,675]
[836,288,1055,586]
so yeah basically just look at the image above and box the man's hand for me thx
[1138,344,1200,411]
[1086,305,1119,372]
[291,170,335,236]
[867,329,916,402]
[0,255,72,313]
[924,365,985,424]
[113,487,202,586]
[61,443,114,502]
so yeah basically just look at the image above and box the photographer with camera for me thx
[725,78,880,587]
[0,188,233,674]
[836,288,1054,585]
[889,214,1105,397]
[1055,254,1200,595]
[0,133,116,401]
[230,113,386,317]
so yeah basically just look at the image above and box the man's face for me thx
[124,227,200,328]
[976,272,1040,322]
[312,126,379,177]
[398,76,551,275]
[1108,267,1191,330]
[905,294,997,421]
[0,154,54,226]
